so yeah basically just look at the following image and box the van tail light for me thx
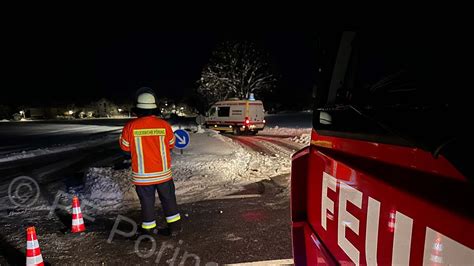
[245,117,250,125]
[263,119,266,123]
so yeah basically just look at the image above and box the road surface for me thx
[0,119,127,156]
[1,178,292,265]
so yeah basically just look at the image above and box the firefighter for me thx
[119,87,182,237]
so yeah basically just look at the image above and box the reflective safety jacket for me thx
[119,116,175,185]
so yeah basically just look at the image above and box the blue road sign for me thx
[174,129,190,149]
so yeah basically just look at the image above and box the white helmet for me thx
[136,92,157,109]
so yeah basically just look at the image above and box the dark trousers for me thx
[135,180,179,226]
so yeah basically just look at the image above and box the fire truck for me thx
[290,31,473,265]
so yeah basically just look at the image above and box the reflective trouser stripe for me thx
[26,254,43,265]
[142,221,157,229]
[166,213,181,223]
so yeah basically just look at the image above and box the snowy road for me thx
[0,120,128,215]
[226,135,306,156]
[0,119,127,157]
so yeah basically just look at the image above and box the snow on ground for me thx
[172,131,291,202]
[260,127,311,137]
[72,130,292,212]
[82,167,138,207]
[288,133,311,146]
[0,134,119,163]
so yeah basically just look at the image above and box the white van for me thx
[205,98,266,135]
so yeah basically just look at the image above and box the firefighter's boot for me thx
[132,227,158,241]
[168,220,182,237]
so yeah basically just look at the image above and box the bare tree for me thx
[198,41,276,104]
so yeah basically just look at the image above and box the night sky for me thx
[3,28,317,109]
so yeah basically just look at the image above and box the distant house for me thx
[26,108,45,119]
[24,107,64,119]
[89,98,119,117]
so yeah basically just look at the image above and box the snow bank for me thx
[260,127,311,138]
[82,167,138,207]
[172,139,290,202]
[290,133,311,146]
[174,131,292,201]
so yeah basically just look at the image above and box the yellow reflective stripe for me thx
[213,127,233,131]
[141,223,157,229]
[135,136,144,174]
[169,136,175,144]
[133,177,172,185]
[121,139,129,147]
[166,214,181,223]
[120,134,129,143]
[133,128,166,136]
[159,136,167,171]
[132,170,172,184]
[132,169,172,178]
[133,174,172,183]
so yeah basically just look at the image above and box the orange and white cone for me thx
[71,196,86,233]
[388,209,396,233]
[430,235,444,266]
[26,226,44,266]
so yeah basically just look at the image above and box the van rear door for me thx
[249,102,264,122]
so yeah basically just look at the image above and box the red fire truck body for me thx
[290,31,473,265]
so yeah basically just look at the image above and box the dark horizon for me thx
[2,30,317,109]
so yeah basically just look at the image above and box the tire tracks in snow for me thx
[225,134,304,157]
[254,136,305,151]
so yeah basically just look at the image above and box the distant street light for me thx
[68,110,74,115]
[118,108,123,112]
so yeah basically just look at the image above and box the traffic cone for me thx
[71,196,86,233]
[430,234,444,266]
[388,209,396,233]
[26,226,44,266]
